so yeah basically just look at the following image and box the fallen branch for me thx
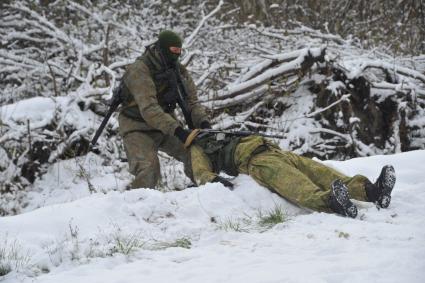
[348,60,425,84]
[205,85,269,109]
[372,81,425,98]
[213,47,325,100]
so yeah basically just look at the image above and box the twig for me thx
[309,128,352,142]
[305,94,351,118]
[103,24,111,86]
[184,0,224,48]
[27,119,31,153]
[47,60,59,97]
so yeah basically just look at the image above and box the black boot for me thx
[329,179,358,218]
[212,176,234,190]
[365,165,396,208]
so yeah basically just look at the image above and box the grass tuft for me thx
[217,217,251,232]
[0,238,32,276]
[109,231,146,255]
[257,205,287,229]
[152,237,192,250]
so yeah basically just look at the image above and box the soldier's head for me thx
[157,30,183,65]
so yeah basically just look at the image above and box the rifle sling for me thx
[120,44,194,127]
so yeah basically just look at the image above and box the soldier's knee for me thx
[129,156,158,174]
[132,160,160,189]
[132,170,159,189]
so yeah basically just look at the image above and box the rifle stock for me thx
[90,83,123,146]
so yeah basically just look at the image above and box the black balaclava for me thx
[157,30,183,66]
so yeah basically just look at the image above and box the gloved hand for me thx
[174,127,201,148]
[200,121,212,129]
[174,126,190,143]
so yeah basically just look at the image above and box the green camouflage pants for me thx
[191,136,371,213]
[190,145,219,185]
[119,113,194,189]
[121,130,192,189]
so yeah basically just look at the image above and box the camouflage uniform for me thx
[118,44,209,189]
[191,135,373,213]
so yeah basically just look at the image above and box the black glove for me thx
[200,121,212,129]
[174,126,191,143]
[212,176,234,190]
[162,89,177,113]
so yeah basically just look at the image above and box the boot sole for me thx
[331,180,358,218]
[378,165,396,208]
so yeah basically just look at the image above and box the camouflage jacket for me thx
[119,44,209,136]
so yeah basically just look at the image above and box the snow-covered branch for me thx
[348,60,425,84]
[184,0,224,48]
[212,47,325,101]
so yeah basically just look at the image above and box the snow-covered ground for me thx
[1,149,425,283]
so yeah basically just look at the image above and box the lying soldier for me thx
[184,130,396,218]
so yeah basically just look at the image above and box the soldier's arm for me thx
[179,65,210,128]
[124,61,179,135]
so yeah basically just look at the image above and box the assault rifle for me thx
[154,42,195,129]
[90,82,123,147]
[154,65,194,129]
[154,63,194,129]
[175,64,194,129]
[197,129,285,140]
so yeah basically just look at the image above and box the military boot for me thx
[212,176,234,190]
[329,179,358,218]
[365,165,396,208]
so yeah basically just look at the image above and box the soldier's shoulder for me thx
[125,57,150,74]
[178,63,191,77]
[178,62,187,70]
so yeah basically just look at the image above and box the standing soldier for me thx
[119,30,213,189]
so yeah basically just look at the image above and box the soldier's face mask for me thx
[169,46,182,55]
[157,30,183,66]
[166,46,182,63]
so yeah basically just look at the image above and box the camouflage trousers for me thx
[191,136,371,213]
[119,123,193,189]
[121,130,193,189]
[119,113,194,189]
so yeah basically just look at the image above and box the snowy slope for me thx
[1,150,425,283]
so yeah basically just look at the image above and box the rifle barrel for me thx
[200,129,284,139]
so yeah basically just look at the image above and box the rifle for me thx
[91,82,123,146]
[154,67,194,129]
[197,129,285,140]
[174,64,195,129]
[154,43,195,129]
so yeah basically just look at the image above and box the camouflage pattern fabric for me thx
[119,116,193,189]
[118,44,209,189]
[192,135,371,213]
[119,44,209,137]
[189,145,218,186]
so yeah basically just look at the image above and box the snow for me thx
[0,96,99,144]
[1,2,425,281]
[0,97,56,129]
[1,150,425,282]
